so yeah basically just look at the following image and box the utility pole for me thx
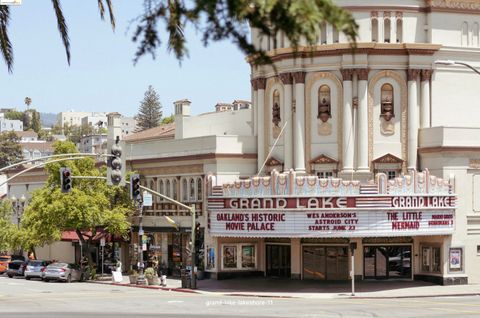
[190,204,196,289]
[137,197,147,285]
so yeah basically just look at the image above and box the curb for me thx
[349,293,480,300]
[87,280,200,294]
[86,281,480,300]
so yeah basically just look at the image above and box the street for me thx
[1,276,480,318]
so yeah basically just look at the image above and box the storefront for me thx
[129,228,194,276]
[207,170,458,283]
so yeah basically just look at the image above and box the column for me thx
[341,69,355,172]
[293,72,306,173]
[251,79,258,136]
[257,78,267,173]
[420,69,432,128]
[326,23,333,44]
[279,73,293,171]
[357,68,369,171]
[407,69,420,170]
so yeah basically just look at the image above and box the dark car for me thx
[7,259,27,278]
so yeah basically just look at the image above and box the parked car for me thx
[24,260,50,280]
[43,263,82,283]
[0,255,11,274]
[7,259,27,278]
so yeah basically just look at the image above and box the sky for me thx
[0,1,251,117]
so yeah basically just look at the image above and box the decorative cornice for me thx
[310,154,339,165]
[292,72,306,84]
[427,0,480,13]
[383,11,391,18]
[266,157,283,166]
[371,11,378,18]
[357,68,369,81]
[372,153,404,164]
[395,11,403,18]
[420,69,433,81]
[340,69,355,81]
[407,69,421,81]
[279,72,293,85]
[256,77,267,90]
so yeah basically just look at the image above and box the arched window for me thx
[380,83,394,121]
[473,22,479,47]
[384,18,391,43]
[396,19,403,43]
[172,179,178,200]
[23,149,30,160]
[462,22,469,46]
[333,28,339,43]
[149,180,156,203]
[272,90,281,127]
[182,178,188,201]
[317,85,331,122]
[189,178,196,201]
[320,22,327,44]
[159,180,164,202]
[372,18,378,42]
[197,178,203,201]
[165,179,171,198]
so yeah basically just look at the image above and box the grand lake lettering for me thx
[227,197,348,209]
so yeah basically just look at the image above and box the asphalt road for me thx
[1,276,480,318]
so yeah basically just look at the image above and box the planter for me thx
[147,276,160,286]
[129,275,138,284]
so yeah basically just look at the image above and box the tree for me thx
[0,131,22,169]
[161,114,174,125]
[21,141,134,265]
[24,97,32,109]
[0,200,16,253]
[29,110,42,133]
[136,85,163,131]
[4,110,23,121]
[0,1,357,72]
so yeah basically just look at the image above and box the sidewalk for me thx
[89,275,480,299]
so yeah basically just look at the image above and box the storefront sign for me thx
[210,209,455,238]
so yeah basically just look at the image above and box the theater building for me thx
[204,0,480,284]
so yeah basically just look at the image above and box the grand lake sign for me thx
[207,169,456,238]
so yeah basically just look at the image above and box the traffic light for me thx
[130,174,141,201]
[108,136,123,185]
[60,167,72,193]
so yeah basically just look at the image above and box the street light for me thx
[11,194,26,229]
[434,60,480,76]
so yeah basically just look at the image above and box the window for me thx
[165,179,171,198]
[172,179,178,200]
[396,19,403,43]
[380,83,394,121]
[317,171,334,178]
[197,178,203,201]
[272,90,281,128]
[182,178,188,201]
[477,245,480,255]
[332,28,339,43]
[222,244,257,270]
[159,180,164,201]
[189,178,196,201]
[474,22,479,47]
[384,18,391,43]
[320,22,327,44]
[462,22,469,46]
[421,246,441,273]
[317,85,331,122]
[371,18,378,42]
[379,170,397,180]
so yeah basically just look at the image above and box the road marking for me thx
[167,300,184,303]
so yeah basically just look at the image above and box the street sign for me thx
[143,191,153,207]
[100,237,106,247]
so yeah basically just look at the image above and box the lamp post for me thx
[434,60,480,76]
[11,194,26,230]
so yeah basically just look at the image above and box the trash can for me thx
[180,269,191,289]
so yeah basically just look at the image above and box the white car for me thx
[24,260,50,280]
[43,262,82,283]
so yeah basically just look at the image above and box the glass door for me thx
[266,245,291,277]
[363,245,412,279]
